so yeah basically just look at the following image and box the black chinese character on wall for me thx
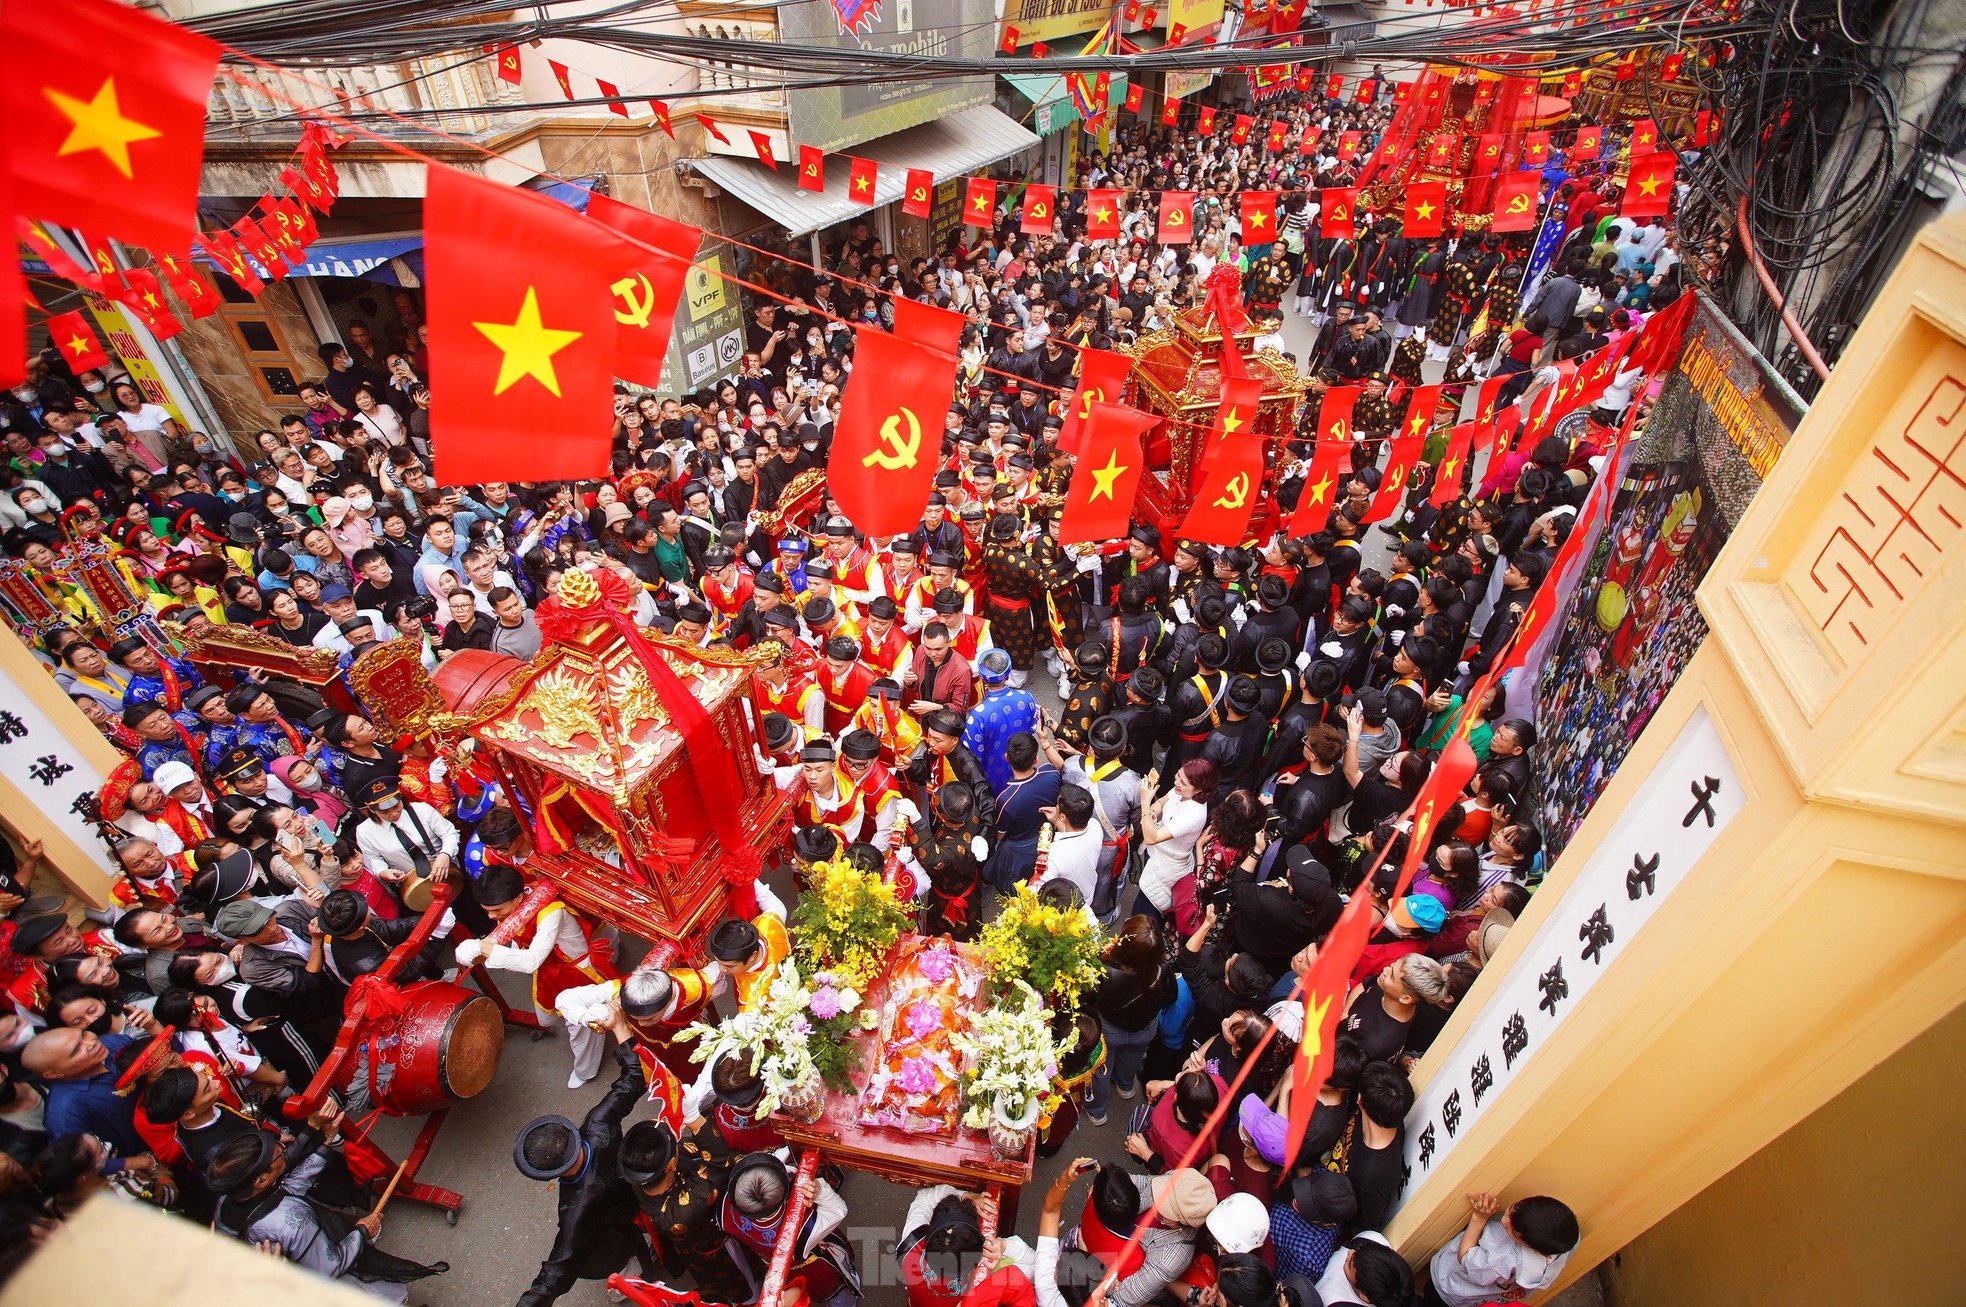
[1442,1089,1463,1137]
[27,754,73,787]
[1683,776,1721,828]
[68,791,100,824]
[1580,905,1616,965]
[1417,1122,1436,1169]
[1627,851,1659,900]
[1501,1013,1530,1068]
[1470,1053,1494,1106]
[1538,959,1569,1015]
[0,710,26,744]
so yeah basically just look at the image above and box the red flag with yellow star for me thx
[1,0,219,255]
[1319,188,1357,239]
[1021,184,1056,235]
[1491,171,1540,232]
[1179,376,1267,546]
[231,216,291,283]
[1622,153,1676,216]
[1336,131,1361,162]
[108,268,184,341]
[1629,118,1659,155]
[1265,120,1289,153]
[45,310,109,371]
[1281,890,1373,1171]
[1158,191,1195,244]
[1197,107,1216,135]
[1394,737,1480,894]
[1060,401,1159,545]
[586,193,702,389]
[1521,131,1552,167]
[828,297,963,538]
[1125,84,1144,113]
[963,178,996,228]
[1086,190,1123,240]
[1403,182,1447,237]
[1286,436,1352,535]
[847,157,879,206]
[1239,192,1277,241]
[1058,347,1134,457]
[1431,420,1477,507]
[902,170,934,219]
[426,164,621,485]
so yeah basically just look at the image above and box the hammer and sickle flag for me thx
[830,297,964,537]
[1572,124,1602,159]
[428,164,620,486]
[1058,346,1134,456]
[1181,375,1266,547]
[1319,188,1357,239]
[1059,401,1160,546]
[1,0,220,257]
[1158,191,1195,245]
[798,145,826,192]
[1021,184,1056,235]
[587,192,702,388]
[903,169,935,219]
[1363,420,1424,525]
[1491,171,1540,232]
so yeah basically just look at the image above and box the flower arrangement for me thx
[676,958,820,1115]
[792,855,911,991]
[952,981,1073,1131]
[976,884,1105,1011]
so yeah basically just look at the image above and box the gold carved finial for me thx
[559,567,602,608]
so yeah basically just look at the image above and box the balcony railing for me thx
[206,53,530,143]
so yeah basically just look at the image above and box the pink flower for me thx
[809,987,842,1020]
[904,999,941,1039]
[897,1057,937,1096]
[918,948,956,983]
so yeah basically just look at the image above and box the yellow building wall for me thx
[1605,1002,1966,1307]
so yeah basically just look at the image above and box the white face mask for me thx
[19,497,43,514]
[84,380,106,393]
[0,1021,32,1052]
[207,959,237,984]
[348,493,373,511]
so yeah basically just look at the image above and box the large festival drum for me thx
[363,979,505,1116]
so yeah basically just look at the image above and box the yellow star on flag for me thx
[852,175,871,193]
[1637,173,1663,196]
[1407,412,1427,436]
[1221,406,1243,434]
[1087,450,1128,501]
[1307,472,1333,505]
[971,194,989,211]
[1301,991,1335,1057]
[1412,200,1436,220]
[1248,209,1268,228]
[65,333,92,357]
[473,286,584,396]
[1093,205,1113,223]
[1441,453,1461,479]
[44,78,161,179]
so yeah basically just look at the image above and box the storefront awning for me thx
[999,32,1131,135]
[691,104,1039,238]
[286,235,424,282]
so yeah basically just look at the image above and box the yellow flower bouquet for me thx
[791,856,910,992]
[976,884,1105,1012]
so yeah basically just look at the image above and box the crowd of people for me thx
[0,73,1704,1307]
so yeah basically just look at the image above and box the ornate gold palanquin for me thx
[431,624,795,947]
[1125,305,1308,536]
[170,620,359,710]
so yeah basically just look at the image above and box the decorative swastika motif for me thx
[1794,372,1966,665]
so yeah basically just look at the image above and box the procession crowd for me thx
[0,76,1701,1307]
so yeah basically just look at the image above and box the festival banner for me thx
[963,178,997,227]
[903,169,935,218]
[1491,172,1541,232]
[1058,347,1134,456]
[1287,437,1352,535]
[1319,188,1357,238]
[1059,402,1159,544]
[1178,376,1266,546]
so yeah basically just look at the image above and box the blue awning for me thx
[287,236,424,281]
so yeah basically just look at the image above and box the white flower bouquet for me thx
[951,981,1070,1132]
[677,958,828,1115]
